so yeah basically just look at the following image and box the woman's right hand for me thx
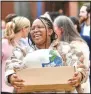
[9,74,25,89]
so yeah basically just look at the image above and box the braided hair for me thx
[28,17,56,49]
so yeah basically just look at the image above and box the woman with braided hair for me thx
[5,17,88,93]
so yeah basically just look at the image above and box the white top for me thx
[83,25,90,36]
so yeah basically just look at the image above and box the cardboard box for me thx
[16,66,75,93]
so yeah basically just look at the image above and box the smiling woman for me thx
[30,17,56,49]
[5,16,89,93]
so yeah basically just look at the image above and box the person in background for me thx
[58,8,64,15]
[5,17,89,93]
[70,16,81,33]
[2,16,31,94]
[1,14,18,94]
[41,11,62,23]
[79,3,90,60]
[1,14,17,94]
[5,13,31,47]
[48,12,62,22]
[79,3,90,87]
[53,15,90,93]
[1,14,18,38]
[5,13,17,23]
[1,20,6,38]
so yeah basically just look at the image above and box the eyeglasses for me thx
[31,25,45,31]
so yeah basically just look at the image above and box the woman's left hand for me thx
[68,72,82,87]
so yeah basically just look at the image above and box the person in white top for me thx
[79,3,90,93]
[79,2,90,59]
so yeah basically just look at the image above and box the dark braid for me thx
[28,32,36,50]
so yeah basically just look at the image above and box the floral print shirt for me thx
[5,40,90,93]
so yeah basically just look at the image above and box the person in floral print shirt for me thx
[5,17,89,93]
[53,15,90,93]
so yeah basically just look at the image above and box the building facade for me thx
[1,1,80,21]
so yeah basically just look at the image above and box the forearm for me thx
[5,69,15,86]
[76,66,89,84]
[5,58,23,86]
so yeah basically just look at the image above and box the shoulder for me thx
[53,41,71,54]
[2,38,8,45]
[70,41,89,50]
[59,41,71,52]
[70,41,90,62]
[2,39,11,49]
[50,40,70,50]
[11,45,33,59]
